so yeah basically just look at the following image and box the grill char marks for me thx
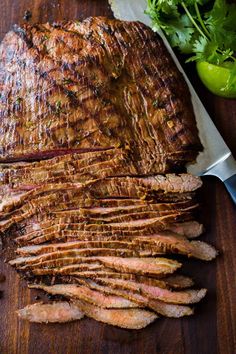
[0,18,201,169]
[0,17,217,329]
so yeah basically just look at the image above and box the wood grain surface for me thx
[0,1,235,353]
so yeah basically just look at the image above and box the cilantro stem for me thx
[181,2,207,39]
[217,48,236,62]
[194,3,210,38]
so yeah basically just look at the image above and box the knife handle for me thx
[224,175,236,205]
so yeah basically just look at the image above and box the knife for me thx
[109,0,236,205]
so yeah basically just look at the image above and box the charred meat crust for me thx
[0,18,216,330]
[0,17,201,170]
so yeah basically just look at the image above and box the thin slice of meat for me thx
[93,277,207,304]
[16,242,138,256]
[0,149,134,189]
[91,175,202,195]
[15,212,200,241]
[10,201,157,230]
[17,302,84,323]
[76,209,195,224]
[18,200,197,233]
[0,177,199,230]
[0,164,201,194]
[169,221,204,238]
[78,278,193,318]
[0,174,200,215]
[72,300,157,329]
[0,201,193,231]
[9,248,157,266]
[20,213,192,233]
[14,228,165,246]
[0,158,137,199]
[90,257,181,276]
[72,271,174,286]
[16,220,204,247]
[15,241,157,256]
[29,284,139,308]
[1,210,193,240]
[17,222,198,247]
[132,174,202,193]
[0,199,194,234]
[16,234,217,261]
[74,272,169,289]
[101,214,192,229]
[10,256,181,276]
[16,212,194,226]
[22,262,106,275]
[79,200,197,217]
[0,149,117,175]
[162,275,194,289]
[0,183,85,219]
[133,235,217,261]
[78,203,198,223]
[28,269,170,290]
[73,271,169,286]
[74,272,194,289]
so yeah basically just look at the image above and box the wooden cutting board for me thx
[0,1,235,353]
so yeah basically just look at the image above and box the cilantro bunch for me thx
[145,0,236,65]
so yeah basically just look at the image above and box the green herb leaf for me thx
[55,100,62,114]
[62,78,73,85]
[205,0,236,51]
[165,15,195,52]
[156,0,179,16]
[15,97,22,105]
[146,0,236,65]
[152,99,159,108]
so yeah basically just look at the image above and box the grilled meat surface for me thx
[0,17,201,171]
[0,18,216,329]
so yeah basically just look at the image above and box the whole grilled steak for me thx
[0,18,216,329]
[0,17,201,172]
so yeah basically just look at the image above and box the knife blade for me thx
[109,0,236,204]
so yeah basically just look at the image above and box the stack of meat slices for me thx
[0,17,217,329]
[2,166,217,329]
